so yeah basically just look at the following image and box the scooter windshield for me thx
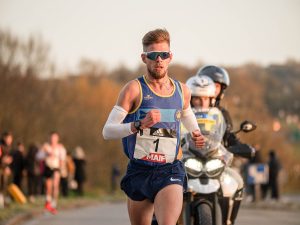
[188,107,226,156]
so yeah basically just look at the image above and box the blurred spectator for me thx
[73,146,86,196]
[0,131,14,205]
[244,144,265,202]
[36,145,46,195]
[66,151,75,191]
[60,151,75,197]
[43,131,66,214]
[268,150,281,200]
[11,142,26,189]
[25,144,39,202]
[111,163,120,194]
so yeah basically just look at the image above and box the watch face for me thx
[134,121,141,129]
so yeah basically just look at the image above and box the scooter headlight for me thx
[205,159,225,177]
[184,158,203,177]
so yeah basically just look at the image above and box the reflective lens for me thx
[144,51,170,60]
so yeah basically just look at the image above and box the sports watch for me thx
[134,120,142,131]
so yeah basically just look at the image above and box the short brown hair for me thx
[142,28,170,51]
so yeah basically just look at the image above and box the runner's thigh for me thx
[127,198,154,225]
[154,184,183,225]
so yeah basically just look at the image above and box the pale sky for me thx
[1,0,300,72]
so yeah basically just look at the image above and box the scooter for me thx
[179,119,256,225]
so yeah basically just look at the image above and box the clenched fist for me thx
[141,109,161,129]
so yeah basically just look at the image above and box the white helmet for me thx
[186,75,216,97]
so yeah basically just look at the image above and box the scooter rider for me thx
[197,65,255,157]
[183,75,231,162]
[184,75,240,171]
[197,65,255,224]
[183,75,244,225]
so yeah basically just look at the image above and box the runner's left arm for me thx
[180,83,205,148]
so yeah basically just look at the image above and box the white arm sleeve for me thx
[181,106,200,133]
[102,105,134,140]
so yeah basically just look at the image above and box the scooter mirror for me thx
[240,120,256,133]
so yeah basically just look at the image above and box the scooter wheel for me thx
[195,203,212,225]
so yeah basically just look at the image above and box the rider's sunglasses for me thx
[143,51,171,61]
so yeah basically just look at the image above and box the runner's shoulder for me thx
[123,79,140,93]
[119,79,141,102]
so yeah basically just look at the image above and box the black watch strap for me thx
[134,120,142,131]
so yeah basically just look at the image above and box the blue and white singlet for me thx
[122,76,184,166]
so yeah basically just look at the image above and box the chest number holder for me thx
[134,127,178,163]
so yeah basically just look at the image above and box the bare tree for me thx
[0,28,52,77]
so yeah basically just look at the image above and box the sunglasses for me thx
[143,51,171,61]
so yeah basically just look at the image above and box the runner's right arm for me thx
[102,80,160,140]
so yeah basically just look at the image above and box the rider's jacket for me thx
[218,105,254,159]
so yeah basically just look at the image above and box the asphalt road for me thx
[22,202,300,225]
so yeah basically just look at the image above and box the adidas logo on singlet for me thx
[144,94,153,100]
[152,129,164,136]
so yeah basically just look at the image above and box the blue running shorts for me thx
[121,160,187,202]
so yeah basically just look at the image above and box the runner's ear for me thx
[141,53,147,64]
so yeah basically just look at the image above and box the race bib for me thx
[134,127,178,163]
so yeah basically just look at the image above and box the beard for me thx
[147,66,167,80]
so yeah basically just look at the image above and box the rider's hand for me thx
[191,130,205,148]
[141,109,161,129]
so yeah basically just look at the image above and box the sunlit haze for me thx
[1,0,300,72]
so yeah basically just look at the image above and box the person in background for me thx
[43,131,66,214]
[36,145,46,195]
[111,163,121,194]
[60,150,75,197]
[67,151,75,194]
[244,144,263,202]
[25,144,39,203]
[0,131,14,206]
[60,150,69,197]
[11,142,25,189]
[73,146,86,196]
[268,150,281,200]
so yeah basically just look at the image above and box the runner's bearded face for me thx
[143,42,171,80]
